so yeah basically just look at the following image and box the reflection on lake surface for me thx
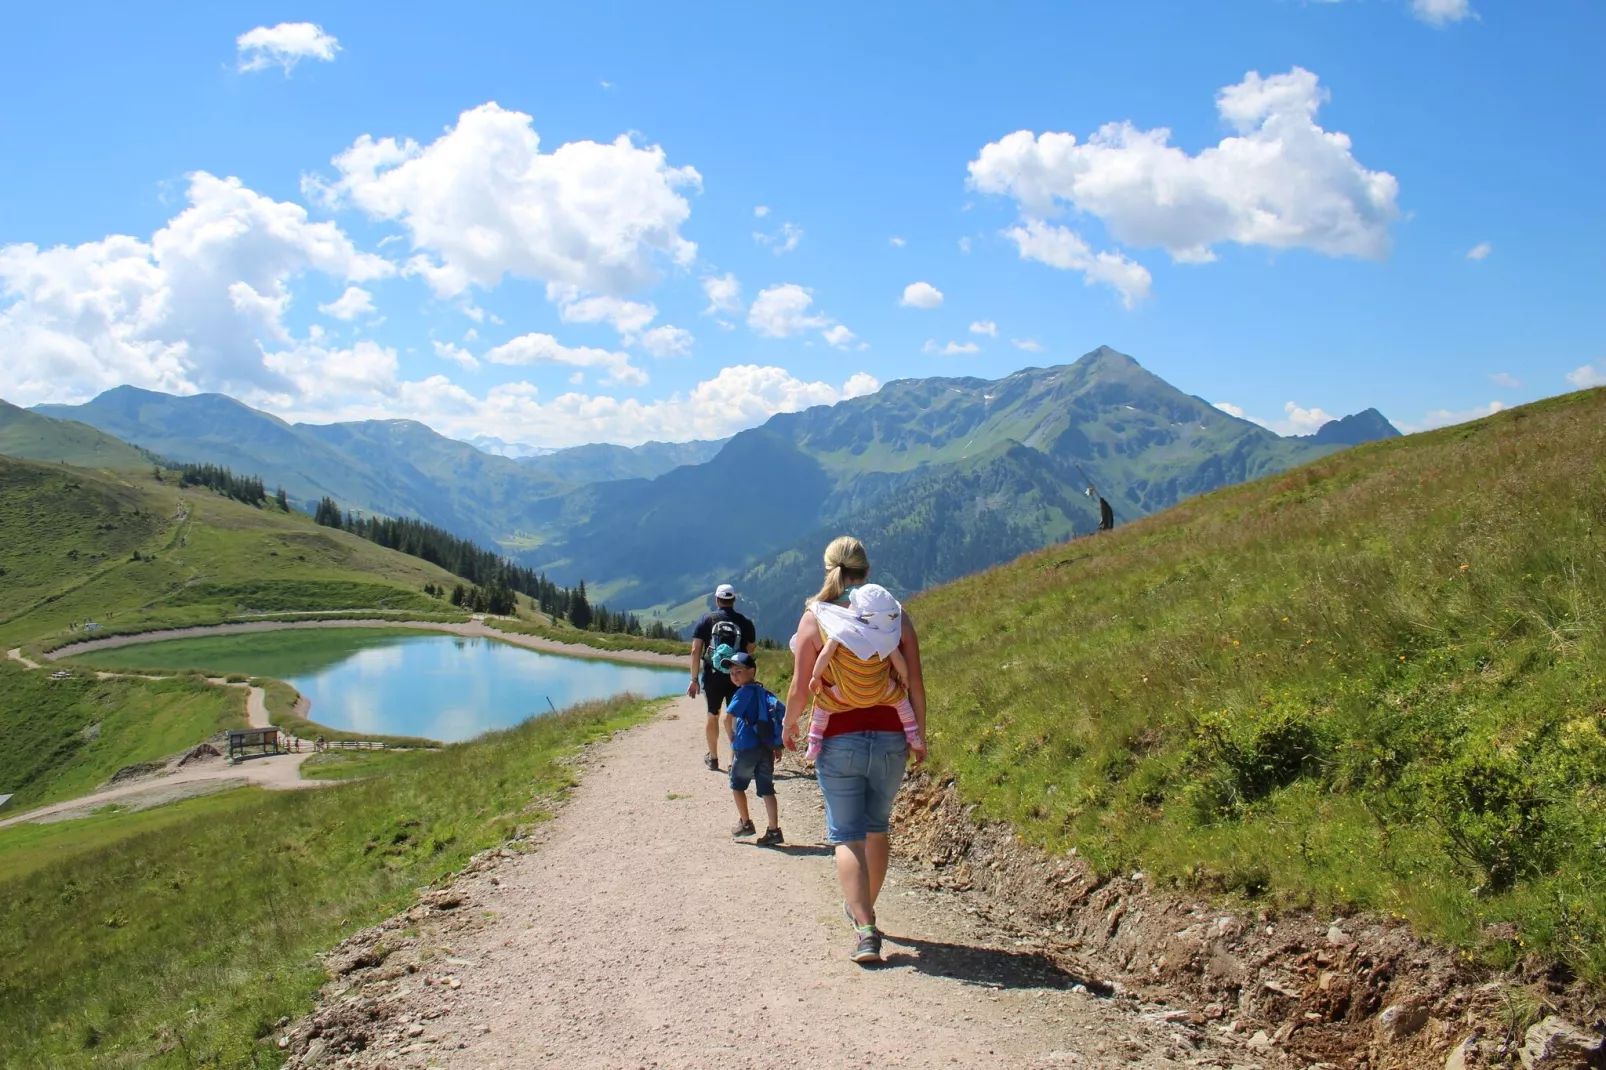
[73,629,684,742]
[287,634,684,741]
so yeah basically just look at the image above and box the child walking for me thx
[805,584,924,760]
[724,651,785,846]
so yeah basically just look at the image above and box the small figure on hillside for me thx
[315,734,326,753]
[1086,485,1115,531]
[687,583,756,772]
[806,585,925,763]
[724,652,785,846]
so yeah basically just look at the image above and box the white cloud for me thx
[0,172,391,406]
[923,339,981,356]
[319,285,375,321]
[1466,242,1491,261]
[433,340,479,370]
[1405,400,1507,432]
[483,333,646,387]
[1412,0,1474,25]
[1212,400,1339,436]
[958,237,972,254]
[1003,220,1153,307]
[1566,363,1606,389]
[900,281,944,309]
[311,103,700,299]
[754,222,803,255]
[754,205,770,218]
[969,320,998,337]
[639,324,694,358]
[970,67,1398,298]
[264,339,398,397]
[889,236,906,248]
[821,325,858,349]
[748,283,832,339]
[1012,338,1043,352]
[236,22,340,74]
[555,292,658,336]
[701,272,743,316]
[1488,372,1521,389]
[1213,401,1253,421]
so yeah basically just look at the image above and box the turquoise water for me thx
[281,634,684,742]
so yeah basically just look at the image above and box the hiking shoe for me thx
[850,925,883,964]
[704,753,719,772]
[730,818,756,838]
[755,827,784,847]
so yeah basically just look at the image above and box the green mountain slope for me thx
[0,454,464,649]
[0,398,150,469]
[907,386,1606,980]
[518,438,727,483]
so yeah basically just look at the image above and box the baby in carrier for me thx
[805,584,923,760]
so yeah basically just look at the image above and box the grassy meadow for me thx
[487,614,691,657]
[0,694,657,1068]
[911,387,1606,980]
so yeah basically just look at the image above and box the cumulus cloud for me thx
[1412,0,1474,25]
[1012,338,1043,352]
[1404,400,1506,432]
[264,338,398,397]
[433,340,479,370]
[754,222,803,255]
[970,67,1398,301]
[701,273,743,316]
[923,339,981,356]
[639,324,694,358]
[1466,242,1492,261]
[754,205,770,218]
[889,236,906,247]
[319,285,375,321]
[1488,372,1520,389]
[1566,363,1606,389]
[236,22,340,74]
[821,325,858,349]
[483,333,647,387]
[969,320,998,337]
[1212,400,1338,436]
[555,292,658,336]
[746,283,851,347]
[309,103,700,298]
[0,171,391,406]
[900,281,944,309]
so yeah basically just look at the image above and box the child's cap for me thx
[728,651,756,669]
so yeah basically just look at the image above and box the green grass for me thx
[910,387,1606,982]
[487,615,690,658]
[0,694,656,1067]
[0,399,150,470]
[0,658,247,812]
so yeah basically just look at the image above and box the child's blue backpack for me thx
[739,684,788,748]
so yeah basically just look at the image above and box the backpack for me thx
[735,684,787,749]
[706,613,742,671]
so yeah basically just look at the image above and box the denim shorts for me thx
[729,748,776,797]
[815,731,908,844]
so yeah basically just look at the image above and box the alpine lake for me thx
[69,628,686,742]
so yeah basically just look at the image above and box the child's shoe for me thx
[730,818,756,837]
[755,827,784,847]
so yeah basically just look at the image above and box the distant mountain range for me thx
[8,347,1401,639]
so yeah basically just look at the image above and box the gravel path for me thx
[301,698,1239,1069]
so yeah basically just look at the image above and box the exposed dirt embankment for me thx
[891,774,1606,1069]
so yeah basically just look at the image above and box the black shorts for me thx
[702,670,737,715]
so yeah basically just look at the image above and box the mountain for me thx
[1303,407,1403,446]
[463,434,555,459]
[0,399,150,470]
[516,438,728,484]
[518,347,1400,638]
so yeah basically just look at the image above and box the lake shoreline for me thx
[48,618,686,670]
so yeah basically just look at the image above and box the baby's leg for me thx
[893,695,923,749]
[805,704,830,760]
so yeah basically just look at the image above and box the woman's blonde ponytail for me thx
[809,535,870,606]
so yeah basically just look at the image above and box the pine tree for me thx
[568,580,592,630]
[275,486,290,511]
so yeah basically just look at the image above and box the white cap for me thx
[714,583,736,601]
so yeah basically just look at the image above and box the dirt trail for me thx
[45,618,684,668]
[288,698,1254,1070]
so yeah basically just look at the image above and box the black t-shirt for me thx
[692,607,755,669]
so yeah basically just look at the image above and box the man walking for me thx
[688,583,756,771]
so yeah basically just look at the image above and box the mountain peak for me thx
[1308,408,1402,446]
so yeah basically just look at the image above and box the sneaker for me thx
[730,818,756,838]
[755,827,784,847]
[704,753,719,772]
[850,925,883,964]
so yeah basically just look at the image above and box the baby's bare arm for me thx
[810,638,840,692]
[889,646,909,682]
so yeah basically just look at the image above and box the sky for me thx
[1,1,1601,447]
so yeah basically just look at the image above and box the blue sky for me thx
[1,1,1601,446]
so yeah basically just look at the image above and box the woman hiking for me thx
[784,536,927,964]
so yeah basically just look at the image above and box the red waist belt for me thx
[821,705,902,737]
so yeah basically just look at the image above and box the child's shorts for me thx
[729,748,776,797]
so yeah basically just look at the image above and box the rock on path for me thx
[292,698,1252,1069]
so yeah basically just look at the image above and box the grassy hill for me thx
[0,453,465,651]
[910,386,1606,981]
[0,398,150,470]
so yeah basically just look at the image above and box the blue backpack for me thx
[735,684,787,749]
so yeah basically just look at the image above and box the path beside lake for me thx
[43,617,685,668]
[286,696,1250,1070]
